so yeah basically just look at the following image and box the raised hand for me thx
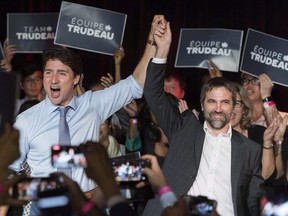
[100,73,114,88]
[79,142,120,199]
[208,59,223,78]
[140,154,168,193]
[178,99,189,114]
[74,73,85,96]
[3,39,16,63]
[114,45,125,65]
[259,73,274,99]
[123,100,139,118]
[0,174,27,206]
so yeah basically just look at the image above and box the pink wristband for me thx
[263,101,276,108]
[81,201,96,216]
[158,186,172,196]
[0,184,5,193]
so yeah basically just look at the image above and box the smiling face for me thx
[43,60,80,106]
[202,87,234,134]
[241,73,261,102]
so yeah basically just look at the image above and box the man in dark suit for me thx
[142,18,263,216]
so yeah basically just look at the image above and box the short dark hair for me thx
[165,73,186,90]
[22,64,42,81]
[42,46,83,76]
[200,77,237,107]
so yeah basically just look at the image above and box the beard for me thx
[205,111,231,130]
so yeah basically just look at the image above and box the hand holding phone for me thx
[13,177,62,201]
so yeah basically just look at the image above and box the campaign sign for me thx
[0,42,4,61]
[0,43,5,72]
[54,1,127,56]
[241,29,288,87]
[7,13,58,53]
[175,28,243,72]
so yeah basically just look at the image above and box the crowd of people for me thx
[1,14,288,216]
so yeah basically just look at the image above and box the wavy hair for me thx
[235,82,253,129]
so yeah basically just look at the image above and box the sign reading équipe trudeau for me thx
[175,28,243,72]
[241,29,288,87]
[54,1,127,55]
[7,13,58,53]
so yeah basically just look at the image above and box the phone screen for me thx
[13,177,60,201]
[51,145,87,168]
[112,158,150,182]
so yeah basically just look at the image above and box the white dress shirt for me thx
[188,121,234,216]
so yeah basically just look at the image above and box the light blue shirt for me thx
[10,75,143,192]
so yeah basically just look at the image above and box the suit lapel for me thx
[230,131,245,208]
[195,126,205,167]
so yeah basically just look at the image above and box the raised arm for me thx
[132,15,165,87]
[113,45,125,83]
[260,73,277,126]
[0,39,16,72]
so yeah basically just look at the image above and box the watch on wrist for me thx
[262,96,273,103]
[147,39,157,46]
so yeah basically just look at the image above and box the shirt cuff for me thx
[152,58,167,64]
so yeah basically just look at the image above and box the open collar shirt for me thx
[188,121,234,216]
[10,75,142,192]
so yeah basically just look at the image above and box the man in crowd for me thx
[143,16,263,216]
[9,15,166,215]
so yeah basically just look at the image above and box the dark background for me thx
[1,0,288,111]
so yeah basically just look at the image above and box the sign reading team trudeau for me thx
[241,29,288,87]
[175,29,243,72]
[7,13,58,53]
[54,1,127,55]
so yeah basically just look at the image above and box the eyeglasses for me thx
[23,77,43,85]
[241,77,260,86]
[235,100,243,108]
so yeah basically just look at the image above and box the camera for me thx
[51,145,87,168]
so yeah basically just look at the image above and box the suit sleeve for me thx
[144,61,182,139]
[248,146,263,215]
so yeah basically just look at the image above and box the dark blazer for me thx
[143,62,264,216]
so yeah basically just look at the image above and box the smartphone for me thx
[182,195,217,215]
[13,177,62,201]
[51,145,87,168]
[261,195,288,216]
[112,158,151,182]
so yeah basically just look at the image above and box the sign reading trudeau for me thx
[175,28,243,72]
[54,1,127,56]
[7,13,58,53]
[241,29,288,87]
